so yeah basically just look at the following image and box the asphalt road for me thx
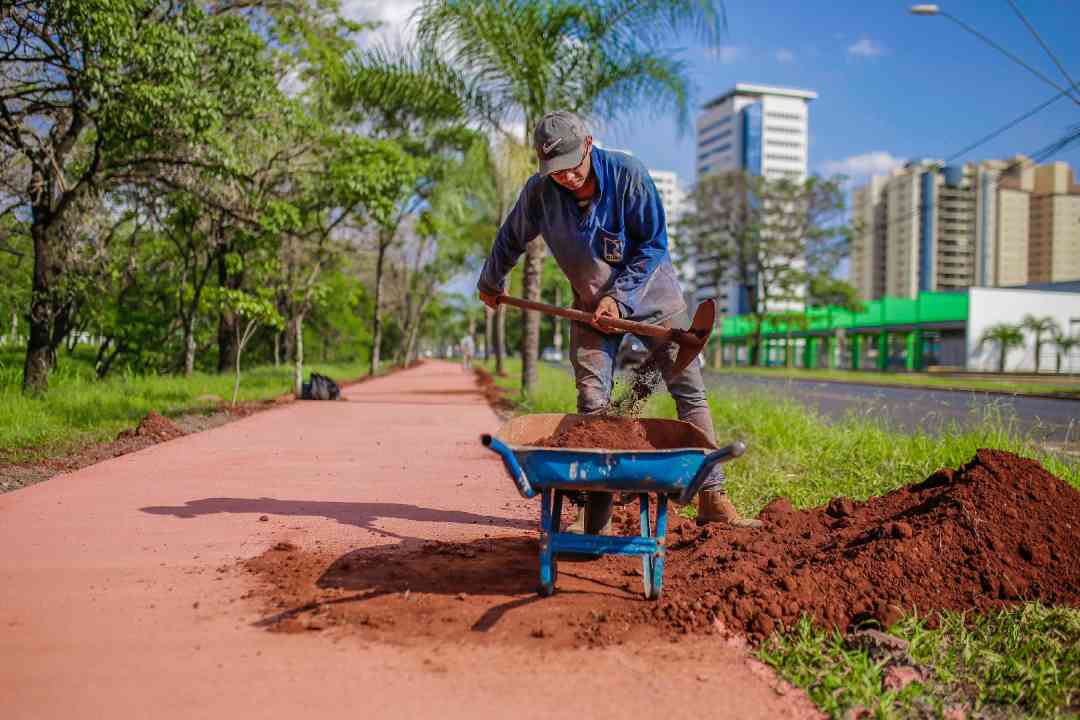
[703,372,1080,453]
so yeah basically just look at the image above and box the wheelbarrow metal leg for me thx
[639,493,655,599]
[652,494,669,599]
[538,488,558,596]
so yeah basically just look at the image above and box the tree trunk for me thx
[216,253,241,373]
[403,298,429,366]
[23,220,57,393]
[10,310,16,344]
[370,235,388,377]
[183,324,196,376]
[495,303,506,375]
[552,284,563,353]
[484,307,493,361]
[999,345,1007,373]
[1034,336,1041,373]
[273,332,280,367]
[293,312,304,398]
[520,237,545,394]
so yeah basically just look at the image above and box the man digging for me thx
[478,110,762,531]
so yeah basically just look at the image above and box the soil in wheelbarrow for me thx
[238,449,1080,650]
[534,416,660,450]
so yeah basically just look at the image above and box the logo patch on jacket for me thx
[602,233,623,263]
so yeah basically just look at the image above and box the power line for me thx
[945,87,1073,163]
[1004,0,1079,102]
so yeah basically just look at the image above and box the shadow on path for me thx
[248,536,636,635]
[140,498,532,541]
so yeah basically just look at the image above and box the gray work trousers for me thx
[569,311,725,491]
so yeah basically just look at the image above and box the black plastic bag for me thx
[301,372,341,400]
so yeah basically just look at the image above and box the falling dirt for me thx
[534,416,660,450]
[242,449,1080,648]
[609,342,671,417]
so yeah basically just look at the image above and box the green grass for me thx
[761,605,1080,719]
[483,355,1080,718]
[712,365,1080,399]
[0,346,373,460]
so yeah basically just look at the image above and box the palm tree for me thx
[411,0,727,396]
[978,323,1025,373]
[1020,314,1060,373]
[1052,332,1080,374]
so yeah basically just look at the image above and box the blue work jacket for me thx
[477,147,686,323]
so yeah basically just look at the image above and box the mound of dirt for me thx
[116,411,185,442]
[534,416,659,450]
[640,449,1080,641]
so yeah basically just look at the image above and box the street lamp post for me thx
[909,4,1080,106]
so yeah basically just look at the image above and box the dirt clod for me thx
[116,412,184,443]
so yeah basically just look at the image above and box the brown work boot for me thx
[696,490,763,528]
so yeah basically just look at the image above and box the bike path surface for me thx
[0,361,815,720]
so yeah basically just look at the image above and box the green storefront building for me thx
[715,291,970,371]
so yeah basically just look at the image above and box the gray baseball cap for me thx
[533,111,588,176]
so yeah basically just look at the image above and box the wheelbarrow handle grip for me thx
[677,441,747,505]
[481,434,538,499]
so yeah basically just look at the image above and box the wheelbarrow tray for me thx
[481,414,745,599]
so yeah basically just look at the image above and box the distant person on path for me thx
[477,111,761,530]
[460,334,475,370]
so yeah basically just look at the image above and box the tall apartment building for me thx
[849,158,1080,300]
[851,176,888,300]
[1029,163,1080,283]
[690,83,817,312]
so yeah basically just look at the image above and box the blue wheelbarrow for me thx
[482,413,746,599]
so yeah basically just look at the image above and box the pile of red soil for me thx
[116,411,185,442]
[534,416,659,450]
[636,449,1080,641]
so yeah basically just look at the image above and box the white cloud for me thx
[705,45,741,64]
[822,151,906,178]
[848,37,883,58]
[341,0,422,46]
[775,48,795,63]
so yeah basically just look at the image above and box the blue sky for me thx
[600,0,1080,188]
[348,0,1080,190]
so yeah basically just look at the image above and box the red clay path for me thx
[0,361,818,719]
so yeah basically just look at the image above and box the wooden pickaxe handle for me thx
[495,294,673,340]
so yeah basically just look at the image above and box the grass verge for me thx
[761,604,1079,719]
[710,365,1080,399]
[1,346,373,461]
[482,356,1080,718]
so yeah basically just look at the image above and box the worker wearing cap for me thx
[477,111,761,530]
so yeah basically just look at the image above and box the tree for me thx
[411,0,727,395]
[978,323,1025,373]
[2,1,275,393]
[1020,314,1060,373]
[208,286,283,406]
[683,170,849,366]
[1052,332,1080,374]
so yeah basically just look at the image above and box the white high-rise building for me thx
[649,169,693,304]
[691,84,817,312]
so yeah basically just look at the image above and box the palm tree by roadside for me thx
[410,0,728,396]
[1020,314,1060,373]
[1052,332,1080,374]
[978,323,1025,373]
